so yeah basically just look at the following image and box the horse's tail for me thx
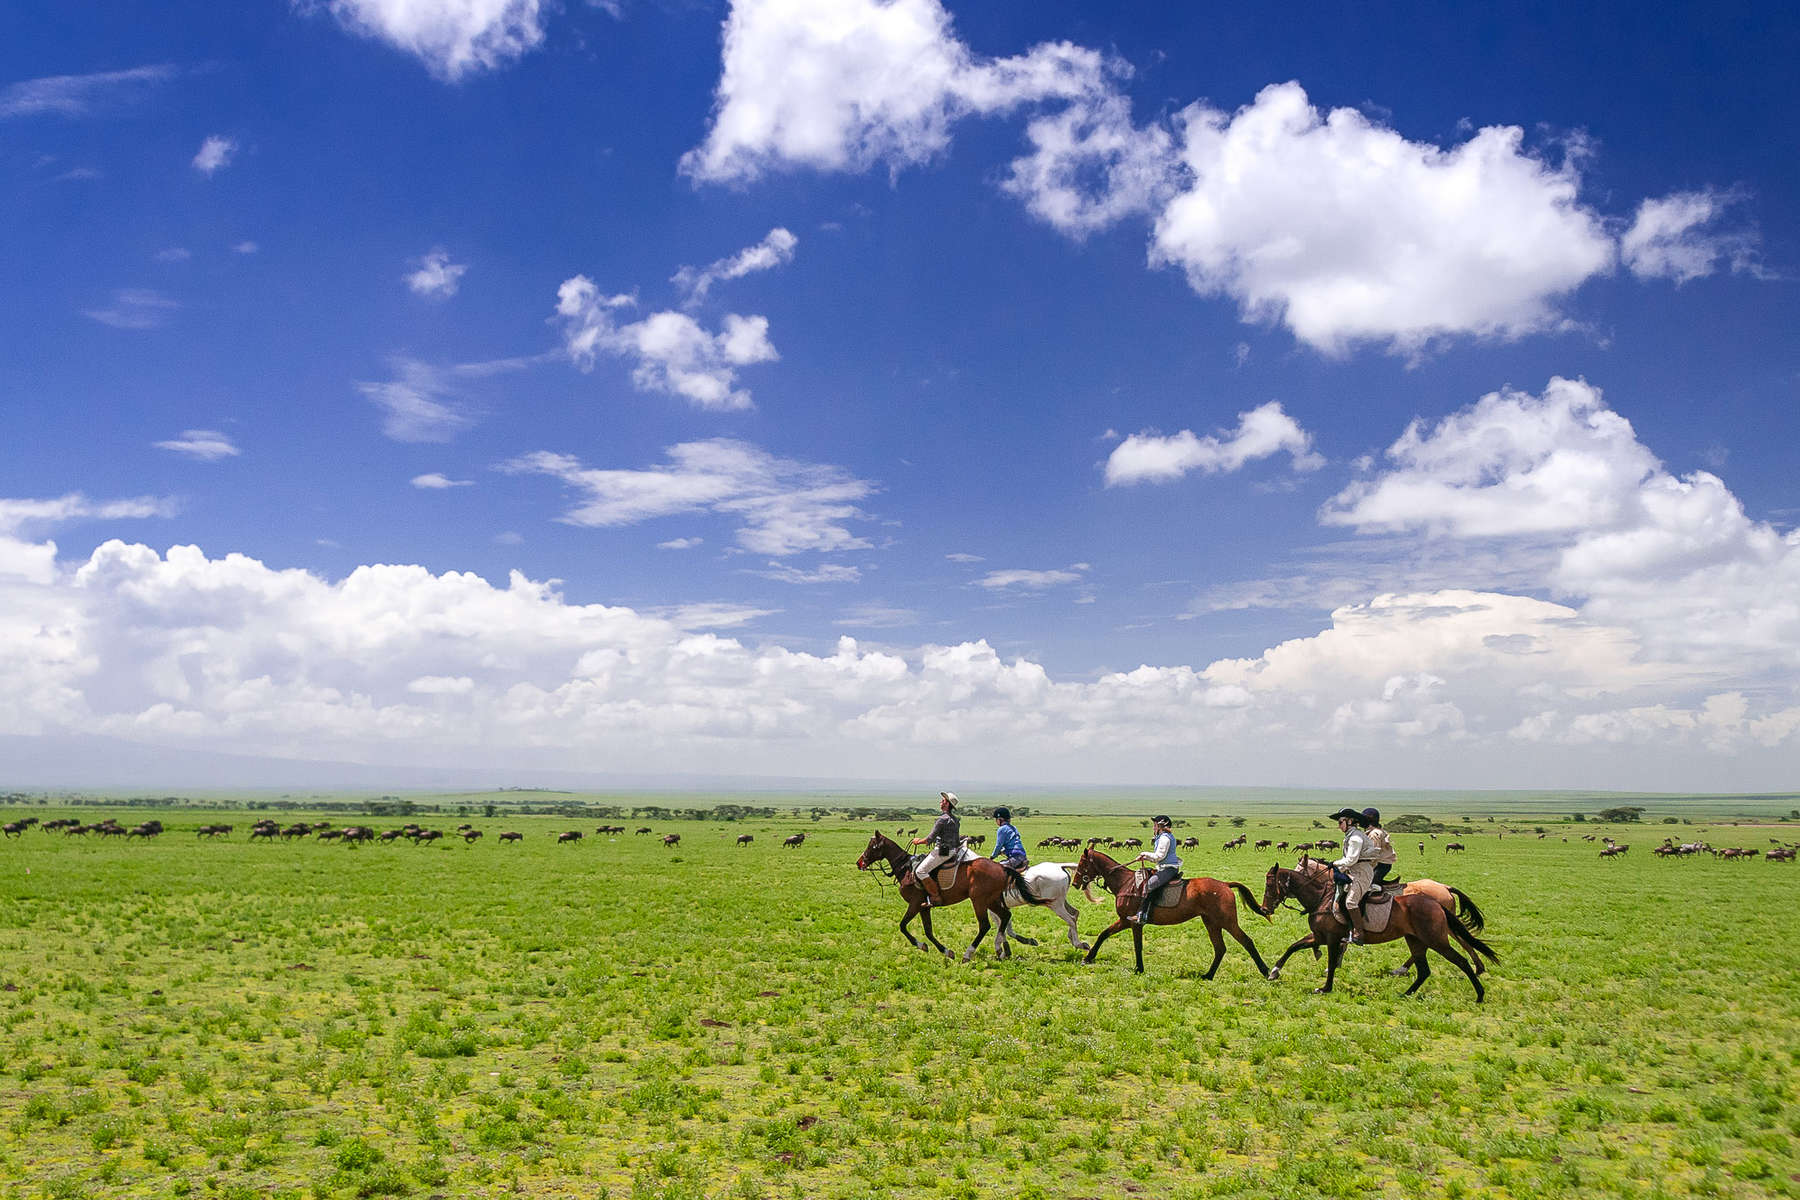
[1228,881,1271,922]
[1448,887,1486,934]
[1001,863,1050,905]
[1444,909,1499,965]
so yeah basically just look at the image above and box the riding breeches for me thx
[995,853,1027,871]
[1339,862,1374,908]
[915,848,954,884]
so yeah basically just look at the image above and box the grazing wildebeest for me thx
[782,833,805,848]
[662,833,681,847]
[1070,848,1270,978]
[1258,859,1495,1001]
[737,834,754,846]
[557,830,583,844]
[499,831,523,843]
[856,832,1085,960]
[1445,842,1466,853]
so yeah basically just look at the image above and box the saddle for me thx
[1127,868,1185,909]
[906,846,976,891]
[1319,888,1397,933]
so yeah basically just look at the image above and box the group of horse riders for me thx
[907,791,1403,935]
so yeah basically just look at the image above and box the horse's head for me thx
[1261,861,1287,914]
[857,832,887,871]
[1071,847,1100,887]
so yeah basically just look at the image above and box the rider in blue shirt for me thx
[990,807,1026,870]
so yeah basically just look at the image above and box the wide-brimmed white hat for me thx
[940,791,958,803]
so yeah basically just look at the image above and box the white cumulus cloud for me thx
[555,276,777,411]
[406,248,467,298]
[191,135,237,175]
[310,0,547,80]
[1105,401,1323,486]
[681,0,1110,183]
[411,473,472,489]
[1150,83,1614,356]
[1621,189,1760,284]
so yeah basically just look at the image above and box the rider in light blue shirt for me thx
[990,807,1026,870]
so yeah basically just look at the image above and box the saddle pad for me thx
[1360,892,1394,933]
[933,862,962,889]
[1154,881,1187,908]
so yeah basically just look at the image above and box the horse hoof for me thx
[1267,968,1280,981]
[1311,986,1331,994]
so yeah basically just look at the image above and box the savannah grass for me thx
[1,801,1796,1198]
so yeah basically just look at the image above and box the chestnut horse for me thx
[1070,848,1272,979]
[1258,859,1496,1001]
[856,832,1067,962]
[1267,856,1491,979]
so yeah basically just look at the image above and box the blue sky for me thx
[3,0,1798,790]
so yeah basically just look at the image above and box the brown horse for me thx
[1069,848,1271,978]
[1258,859,1496,1000]
[856,832,1048,962]
[1268,856,1491,979]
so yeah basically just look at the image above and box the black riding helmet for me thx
[1152,814,1172,828]
[993,807,1011,822]
[1361,807,1381,826]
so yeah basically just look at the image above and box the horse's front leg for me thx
[1315,933,1345,994]
[1084,916,1127,964]
[962,903,993,963]
[1268,931,1320,980]
[1054,898,1089,951]
[1131,922,1145,974]
[918,905,952,958]
[899,901,924,950]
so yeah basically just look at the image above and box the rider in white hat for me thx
[909,792,961,905]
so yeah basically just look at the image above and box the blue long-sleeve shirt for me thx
[991,822,1024,861]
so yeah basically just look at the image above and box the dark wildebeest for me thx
[498,831,523,843]
[737,834,754,846]
[1445,842,1466,853]
[636,827,652,835]
[783,833,805,848]
[558,830,583,844]
[461,829,483,843]
[662,833,681,847]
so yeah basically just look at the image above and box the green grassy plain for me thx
[1,801,1797,1199]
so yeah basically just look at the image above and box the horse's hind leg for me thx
[1003,905,1039,948]
[1200,921,1227,980]
[1131,923,1145,974]
[1227,922,1272,979]
[1433,937,1484,1003]
[1401,934,1431,996]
